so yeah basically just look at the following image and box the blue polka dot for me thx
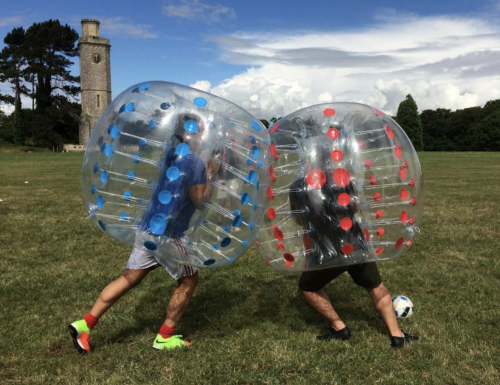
[246,159,254,166]
[160,102,171,110]
[251,120,261,132]
[98,220,107,231]
[127,170,135,181]
[91,184,97,195]
[100,143,106,153]
[97,195,105,208]
[226,257,235,264]
[138,83,150,91]
[203,258,216,266]
[93,162,100,173]
[104,144,114,158]
[125,103,135,113]
[240,192,250,205]
[255,181,260,190]
[144,241,157,251]
[251,146,261,159]
[148,120,157,129]
[256,160,263,169]
[233,215,243,228]
[221,237,231,247]
[194,97,207,107]
[252,203,258,212]
[158,190,172,204]
[100,170,109,184]
[166,167,180,181]
[233,209,241,216]
[133,154,141,164]
[119,212,129,221]
[149,214,168,235]
[242,240,249,247]
[139,139,148,148]
[119,104,126,113]
[223,226,231,233]
[123,190,132,201]
[248,222,255,230]
[249,136,256,144]
[247,170,257,183]
[184,120,198,134]
[110,125,120,139]
[264,138,270,145]
[212,244,220,250]
[175,143,190,156]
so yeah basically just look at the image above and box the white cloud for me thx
[163,0,236,24]
[190,80,212,93]
[99,17,158,39]
[0,16,24,27]
[201,13,500,118]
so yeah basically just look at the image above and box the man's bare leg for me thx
[302,289,346,331]
[163,272,199,328]
[366,283,402,337]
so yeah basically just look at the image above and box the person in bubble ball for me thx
[69,113,221,353]
[290,144,418,349]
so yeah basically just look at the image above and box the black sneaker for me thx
[316,326,352,341]
[391,331,419,348]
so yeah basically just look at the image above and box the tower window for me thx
[97,94,101,108]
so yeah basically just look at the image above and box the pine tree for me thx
[396,94,424,151]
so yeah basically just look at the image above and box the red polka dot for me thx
[303,234,314,250]
[267,186,275,200]
[402,160,409,168]
[273,152,280,161]
[373,192,381,201]
[331,150,343,162]
[376,227,385,237]
[338,193,351,206]
[270,124,279,133]
[270,144,276,156]
[375,247,384,256]
[271,173,277,183]
[409,217,415,225]
[363,227,370,241]
[323,108,336,116]
[399,167,407,179]
[364,159,373,169]
[277,242,285,251]
[284,253,295,262]
[268,165,275,175]
[306,169,326,189]
[272,226,283,240]
[358,141,367,150]
[386,125,394,139]
[370,175,377,185]
[341,244,354,254]
[340,217,353,231]
[327,128,339,140]
[267,208,276,220]
[400,188,408,201]
[375,109,385,117]
[410,197,417,206]
[409,178,415,187]
[375,209,383,219]
[285,260,294,268]
[400,211,408,223]
[333,168,351,187]
[395,146,402,159]
[395,237,405,249]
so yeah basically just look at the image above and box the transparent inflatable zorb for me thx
[82,81,269,268]
[256,103,424,273]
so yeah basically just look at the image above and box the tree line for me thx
[1,20,499,151]
[0,19,80,147]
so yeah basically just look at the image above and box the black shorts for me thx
[299,262,382,292]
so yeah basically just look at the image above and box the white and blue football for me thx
[392,295,414,318]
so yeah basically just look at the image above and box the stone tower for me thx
[78,19,111,145]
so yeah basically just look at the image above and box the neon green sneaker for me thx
[153,334,191,350]
[69,319,92,354]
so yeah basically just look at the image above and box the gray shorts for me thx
[126,237,198,281]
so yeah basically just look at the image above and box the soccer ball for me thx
[392,295,414,318]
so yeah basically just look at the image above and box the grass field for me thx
[0,152,499,384]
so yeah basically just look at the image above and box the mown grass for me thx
[0,152,499,384]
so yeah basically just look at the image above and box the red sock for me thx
[83,312,99,330]
[159,324,175,339]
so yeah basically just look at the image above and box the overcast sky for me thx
[1,0,500,119]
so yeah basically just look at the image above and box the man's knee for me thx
[122,269,149,288]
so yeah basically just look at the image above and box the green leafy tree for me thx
[447,106,483,151]
[420,108,453,151]
[396,94,424,151]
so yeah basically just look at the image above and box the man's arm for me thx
[189,155,220,210]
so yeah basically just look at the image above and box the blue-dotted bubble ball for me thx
[81,81,270,268]
[256,103,424,273]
